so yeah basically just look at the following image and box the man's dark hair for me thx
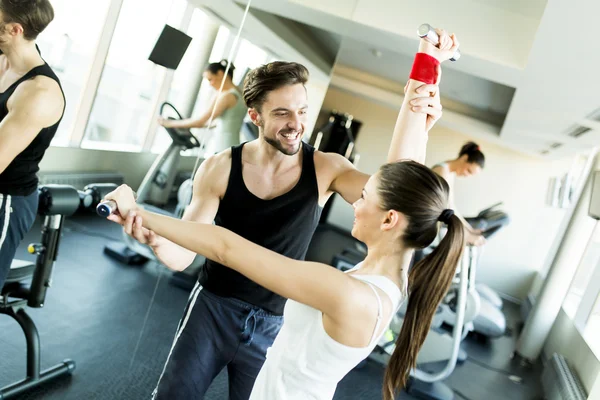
[243,61,309,111]
[0,0,54,41]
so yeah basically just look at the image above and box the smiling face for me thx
[249,83,308,156]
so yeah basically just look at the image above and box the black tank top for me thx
[199,141,323,314]
[0,60,64,196]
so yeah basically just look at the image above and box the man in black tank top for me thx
[0,1,65,290]
[110,61,443,399]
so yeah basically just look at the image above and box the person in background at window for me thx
[0,0,65,290]
[432,141,486,246]
[158,59,248,154]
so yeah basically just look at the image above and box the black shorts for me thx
[0,191,38,289]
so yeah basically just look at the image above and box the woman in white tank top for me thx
[105,31,467,400]
[158,59,247,154]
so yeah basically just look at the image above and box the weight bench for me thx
[0,184,81,399]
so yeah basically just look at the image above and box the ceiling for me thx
[195,0,600,159]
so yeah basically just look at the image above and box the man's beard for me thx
[263,128,302,156]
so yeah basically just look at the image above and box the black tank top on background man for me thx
[0,56,64,197]
[199,141,323,315]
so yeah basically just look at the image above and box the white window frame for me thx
[575,225,600,332]
[66,0,195,151]
[68,0,124,147]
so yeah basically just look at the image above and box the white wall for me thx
[544,309,600,395]
[591,376,600,400]
[321,86,573,300]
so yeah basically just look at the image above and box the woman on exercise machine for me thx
[432,142,487,246]
[103,30,465,400]
[158,59,248,154]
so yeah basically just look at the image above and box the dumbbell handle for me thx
[96,190,137,217]
[96,200,117,217]
[417,23,461,62]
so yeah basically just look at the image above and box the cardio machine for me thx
[437,203,510,339]
[464,202,510,309]
[0,184,94,399]
[103,102,202,266]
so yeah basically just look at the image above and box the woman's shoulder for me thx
[431,162,451,177]
[432,161,449,170]
[219,87,241,97]
[216,89,240,106]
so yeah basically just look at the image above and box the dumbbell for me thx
[96,188,137,217]
[417,23,460,61]
[79,183,119,210]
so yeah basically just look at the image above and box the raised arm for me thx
[327,30,459,205]
[0,77,63,174]
[387,31,458,164]
[159,92,237,129]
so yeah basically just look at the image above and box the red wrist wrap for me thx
[409,53,440,85]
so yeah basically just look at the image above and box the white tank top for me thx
[249,264,405,400]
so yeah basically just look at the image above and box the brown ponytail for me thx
[382,214,465,400]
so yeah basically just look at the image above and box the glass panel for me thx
[151,7,211,154]
[81,0,186,152]
[36,0,112,147]
[563,223,600,317]
[584,293,600,356]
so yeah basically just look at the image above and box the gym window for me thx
[38,0,272,155]
[81,0,188,152]
[562,224,600,318]
[37,0,113,147]
[561,185,600,357]
[150,7,215,155]
[585,295,600,357]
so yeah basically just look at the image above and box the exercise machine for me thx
[0,185,83,399]
[440,203,510,338]
[309,110,362,224]
[103,102,202,265]
[464,202,510,309]
[408,203,510,338]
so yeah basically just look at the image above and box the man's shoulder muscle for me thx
[196,148,233,199]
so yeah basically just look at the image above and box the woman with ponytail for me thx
[158,59,247,154]
[104,30,465,400]
[432,141,487,246]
